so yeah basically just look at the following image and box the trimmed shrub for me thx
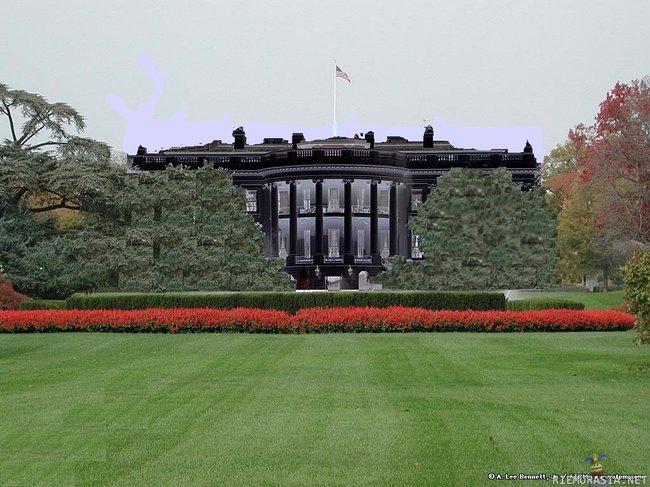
[65,291,506,312]
[19,300,67,310]
[506,298,585,311]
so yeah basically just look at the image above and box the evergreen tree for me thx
[2,83,291,296]
[380,168,557,290]
[0,83,125,297]
[119,167,291,292]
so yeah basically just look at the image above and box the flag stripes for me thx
[336,65,350,83]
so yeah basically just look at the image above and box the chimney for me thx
[423,125,434,148]
[364,131,375,149]
[291,133,305,150]
[136,145,147,155]
[523,140,534,163]
[232,127,246,150]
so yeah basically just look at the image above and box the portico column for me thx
[344,179,352,256]
[289,181,297,256]
[389,182,397,256]
[370,180,378,255]
[261,184,272,256]
[314,179,323,257]
[270,183,279,256]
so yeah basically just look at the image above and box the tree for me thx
[544,78,650,287]
[542,131,586,213]
[118,167,292,292]
[553,179,624,287]
[1,83,125,296]
[1,84,291,296]
[622,248,650,344]
[0,83,122,217]
[586,77,650,247]
[0,269,29,310]
[379,168,557,290]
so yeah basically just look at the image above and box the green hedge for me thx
[506,298,585,311]
[66,291,506,312]
[19,300,67,310]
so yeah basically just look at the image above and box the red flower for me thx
[0,307,636,333]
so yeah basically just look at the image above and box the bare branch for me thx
[16,109,52,146]
[29,200,81,213]
[10,187,30,206]
[18,121,48,147]
[24,140,65,151]
[1,99,18,143]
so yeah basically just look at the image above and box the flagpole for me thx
[333,60,337,137]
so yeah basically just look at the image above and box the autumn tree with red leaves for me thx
[0,269,29,310]
[588,78,650,245]
[544,77,650,286]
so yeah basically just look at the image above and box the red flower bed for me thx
[0,306,635,333]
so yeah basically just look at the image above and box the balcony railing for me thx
[131,149,537,172]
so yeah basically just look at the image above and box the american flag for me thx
[336,65,350,83]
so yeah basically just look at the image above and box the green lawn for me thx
[1,333,647,486]
[506,290,625,309]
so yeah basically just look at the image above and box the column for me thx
[270,183,278,256]
[261,184,272,257]
[370,180,378,255]
[289,181,297,256]
[389,182,397,256]
[314,179,323,257]
[397,183,409,258]
[344,179,352,256]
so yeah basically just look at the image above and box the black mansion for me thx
[129,126,539,289]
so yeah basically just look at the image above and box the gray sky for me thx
[2,0,649,159]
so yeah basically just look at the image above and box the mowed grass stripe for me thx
[0,333,647,486]
[507,290,624,309]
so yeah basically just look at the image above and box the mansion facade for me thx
[128,127,540,289]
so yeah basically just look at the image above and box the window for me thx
[278,190,290,215]
[380,234,390,258]
[411,189,423,211]
[297,180,315,214]
[245,189,257,212]
[328,228,339,257]
[353,217,370,260]
[328,188,340,212]
[323,180,344,213]
[303,229,311,257]
[278,231,288,260]
[378,189,390,215]
[352,180,370,213]
[297,218,315,258]
[357,229,365,257]
[379,219,390,258]
[411,233,423,258]
[323,217,343,261]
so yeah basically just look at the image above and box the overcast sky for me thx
[2,0,649,159]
